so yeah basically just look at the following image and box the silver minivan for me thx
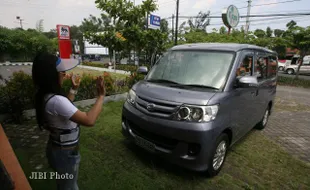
[122,43,278,177]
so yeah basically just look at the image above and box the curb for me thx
[0,63,33,66]
[78,65,131,75]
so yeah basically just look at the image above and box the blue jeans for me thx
[46,140,81,190]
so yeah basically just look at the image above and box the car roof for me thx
[170,43,276,54]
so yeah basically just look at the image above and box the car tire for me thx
[287,69,294,75]
[206,133,229,177]
[255,106,270,130]
[278,66,284,71]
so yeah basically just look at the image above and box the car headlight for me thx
[127,89,136,105]
[174,105,219,122]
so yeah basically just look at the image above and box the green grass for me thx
[278,76,310,89]
[15,101,310,190]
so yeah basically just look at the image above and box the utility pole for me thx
[113,18,116,72]
[174,0,179,45]
[16,16,24,29]
[171,14,174,42]
[245,0,252,34]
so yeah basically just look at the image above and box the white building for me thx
[83,34,109,55]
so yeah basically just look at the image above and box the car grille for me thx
[127,120,178,150]
[135,96,180,118]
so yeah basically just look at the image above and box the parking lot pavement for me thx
[263,86,310,163]
[276,85,310,106]
[0,65,32,85]
[265,111,310,163]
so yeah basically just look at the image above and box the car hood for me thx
[133,81,217,105]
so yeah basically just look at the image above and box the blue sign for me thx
[149,14,161,29]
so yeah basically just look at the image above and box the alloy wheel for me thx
[262,109,269,126]
[212,141,227,170]
[287,69,294,75]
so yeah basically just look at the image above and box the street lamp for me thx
[16,16,23,29]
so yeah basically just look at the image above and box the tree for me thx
[274,29,285,37]
[160,19,169,33]
[80,14,109,33]
[188,11,211,32]
[180,11,211,33]
[43,29,57,39]
[0,26,12,61]
[286,20,297,30]
[0,27,55,61]
[85,0,168,64]
[254,29,266,38]
[36,19,44,32]
[219,26,227,34]
[270,37,287,58]
[266,27,273,37]
[287,26,310,79]
[69,25,84,54]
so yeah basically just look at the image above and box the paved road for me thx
[0,66,32,85]
[263,85,310,163]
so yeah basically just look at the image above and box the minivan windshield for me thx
[146,50,235,89]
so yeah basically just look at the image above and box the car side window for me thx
[254,54,268,81]
[236,54,254,77]
[303,60,310,65]
[267,55,277,78]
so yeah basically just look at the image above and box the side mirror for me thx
[137,66,148,75]
[237,76,258,88]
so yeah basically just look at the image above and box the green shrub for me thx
[0,71,128,123]
[118,64,151,72]
[82,61,109,68]
[62,72,116,100]
[115,64,138,73]
[277,76,310,88]
[0,72,35,123]
[126,72,146,88]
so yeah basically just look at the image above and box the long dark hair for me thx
[32,53,64,129]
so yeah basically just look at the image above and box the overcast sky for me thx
[0,0,309,32]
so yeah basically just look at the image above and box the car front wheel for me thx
[206,133,229,177]
[256,106,270,130]
[287,69,294,75]
[278,66,284,71]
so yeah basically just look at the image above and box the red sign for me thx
[56,25,72,59]
[57,25,70,40]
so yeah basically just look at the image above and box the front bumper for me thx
[121,101,218,172]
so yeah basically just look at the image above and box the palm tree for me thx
[180,11,211,33]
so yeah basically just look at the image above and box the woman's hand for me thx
[71,74,81,90]
[96,76,106,97]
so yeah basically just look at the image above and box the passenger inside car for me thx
[237,56,252,77]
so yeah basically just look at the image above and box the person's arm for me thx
[67,74,81,102]
[70,76,106,127]
[70,95,104,127]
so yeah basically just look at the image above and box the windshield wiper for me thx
[180,84,219,90]
[147,79,180,84]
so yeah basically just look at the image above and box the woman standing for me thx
[32,53,105,190]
